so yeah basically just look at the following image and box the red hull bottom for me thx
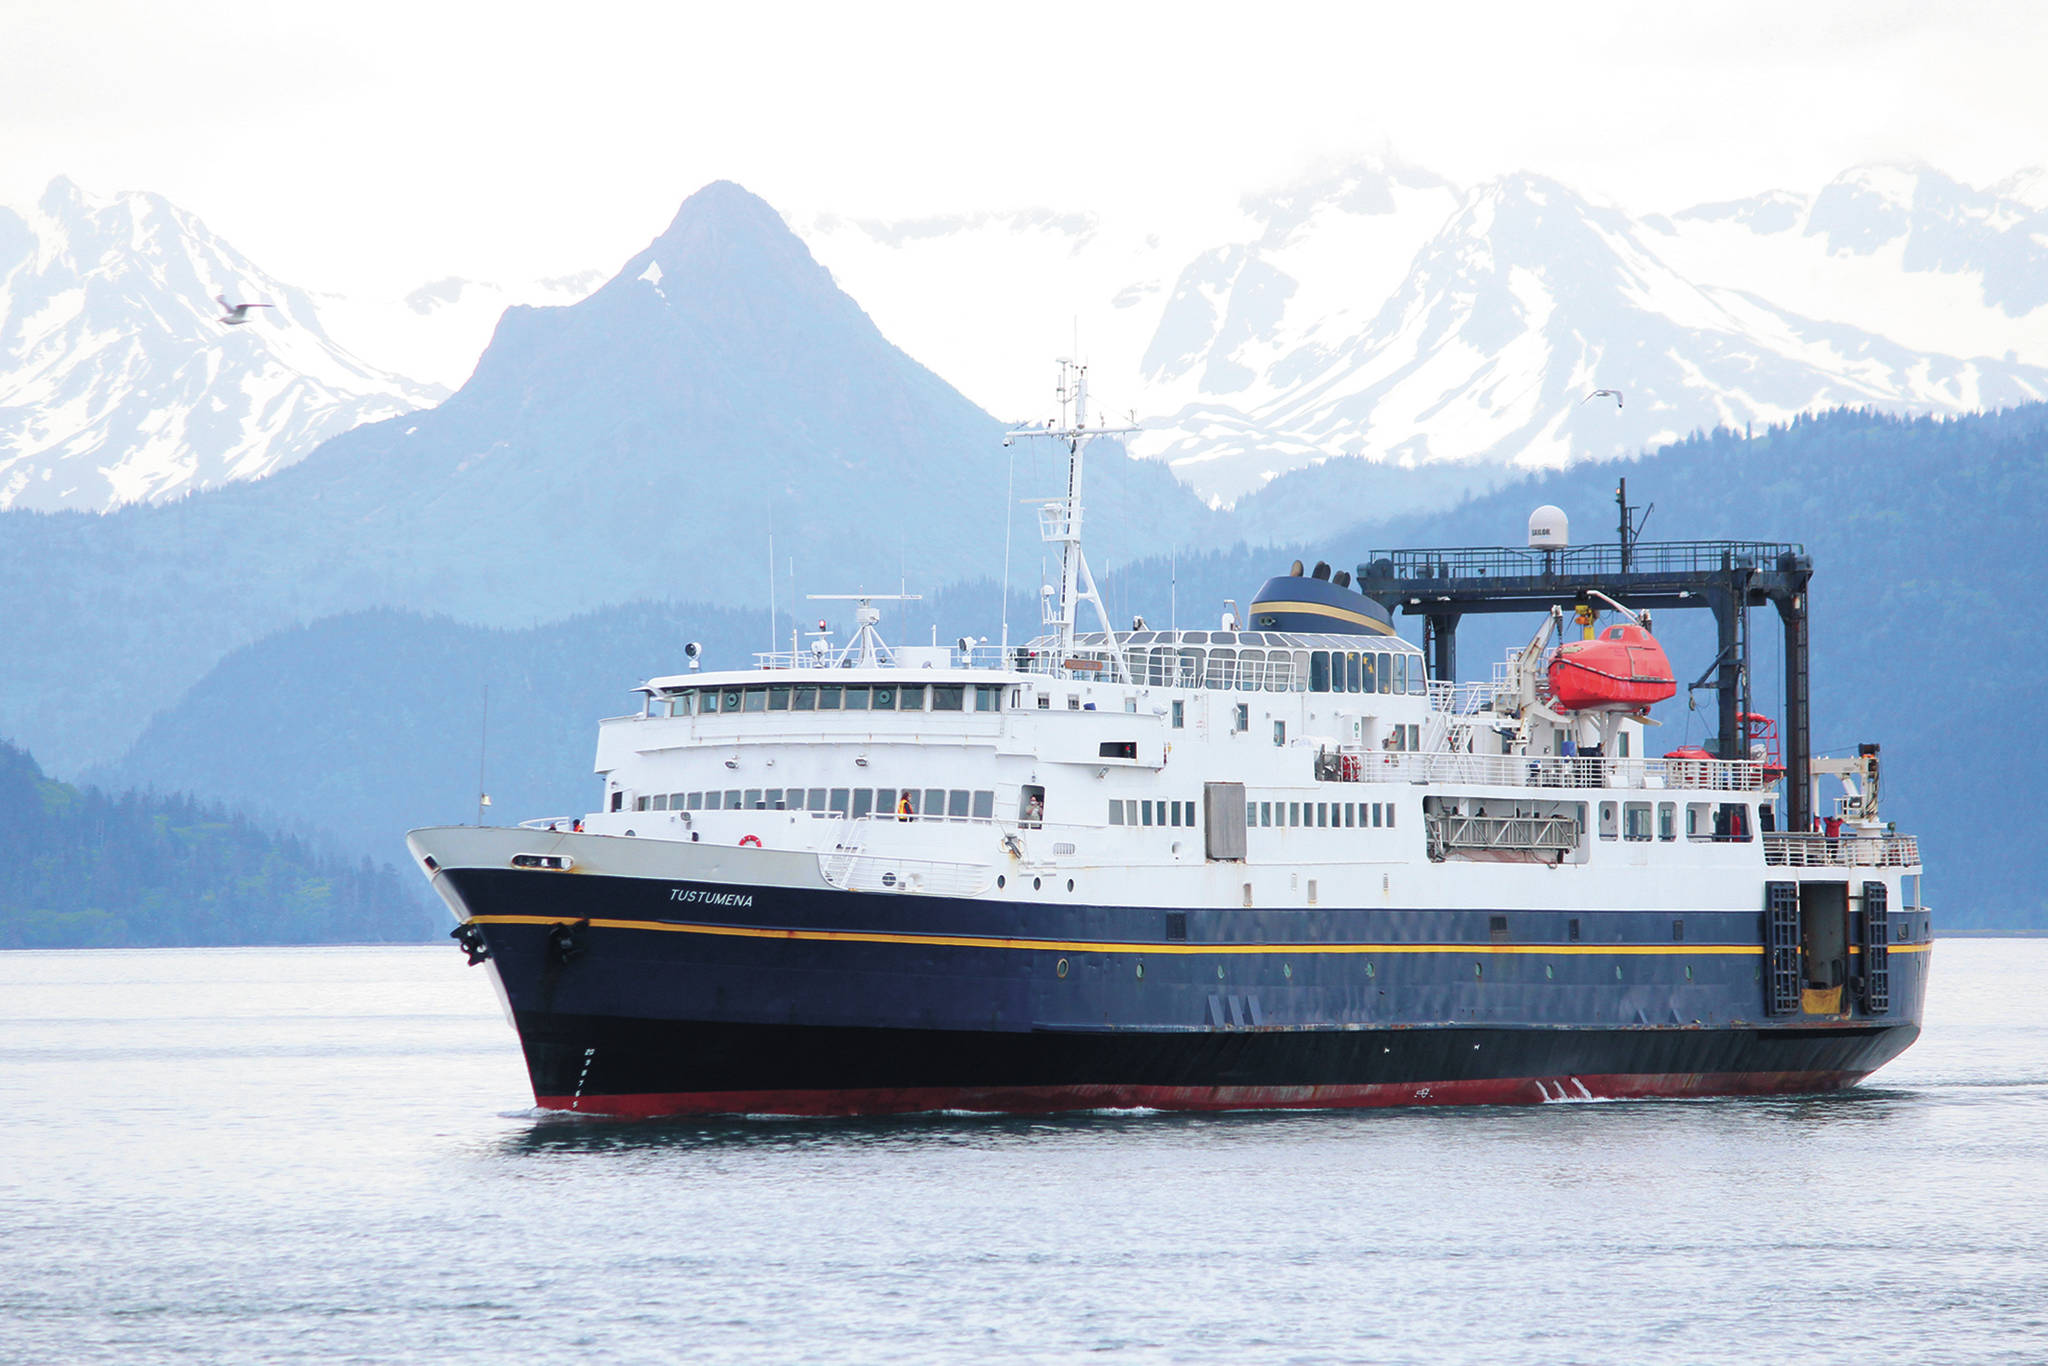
[536,1070,1869,1119]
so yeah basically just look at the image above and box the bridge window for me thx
[1356,652,1371,693]
[723,689,744,712]
[1177,649,1203,687]
[1205,650,1236,690]
[724,789,741,809]
[871,686,896,711]
[743,789,761,809]
[852,789,874,818]
[1236,649,1264,690]
[948,790,970,818]
[743,688,767,713]
[791,686,816,711]
[972,791,994,819]
[1310,651,1332,692]
[924,788,945,819]
[975,685,1001,712]
[931,685,965,711]
[844,686,870,711]
[899,685,927,711]
[831,789,851,815]
[768,686,791,711]
[818,685,841,710]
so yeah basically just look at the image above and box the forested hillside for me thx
[0,740,431,948]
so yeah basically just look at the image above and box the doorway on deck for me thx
[1799,881,1849,1015]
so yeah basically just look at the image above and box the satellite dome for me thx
[1528,505,1568,549]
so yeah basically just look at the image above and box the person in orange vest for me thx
[896,791,915,821]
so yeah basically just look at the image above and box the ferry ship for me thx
[408,364,1927,1117]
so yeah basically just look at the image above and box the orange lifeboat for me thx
[1547,623,1676,711]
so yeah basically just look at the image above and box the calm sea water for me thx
[3,939,2045,1365]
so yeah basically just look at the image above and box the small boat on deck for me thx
[1548,623,1676,711]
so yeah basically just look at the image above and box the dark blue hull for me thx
[439,867,1929,1117]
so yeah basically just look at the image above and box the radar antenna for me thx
[807,593,921,668]
[1004,360,1138,682]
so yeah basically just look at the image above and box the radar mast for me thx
[1006,360,1137,682]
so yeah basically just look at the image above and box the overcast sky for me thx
[4,1,2045,296]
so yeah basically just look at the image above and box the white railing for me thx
[1346,749,1766,792]
[1427,679,1506,715]
[1763,833,1920,868]
[818,851,995,897]
[518,817,581,830]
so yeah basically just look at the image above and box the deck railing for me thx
[1763,833,1920,868]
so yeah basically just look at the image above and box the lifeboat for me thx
[1547,623,1676,711]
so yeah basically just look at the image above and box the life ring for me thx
[739,834,762,848]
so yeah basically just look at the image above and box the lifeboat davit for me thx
[1547,623,1677,711]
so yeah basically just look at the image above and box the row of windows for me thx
[1257,799,1397,830]
[1108,799,1198,827]
[639,787,997,819]
[651,683,1005,718]
[1114,646,1428,696]
[1597,800,1755,843]
[1103,798,1401,829]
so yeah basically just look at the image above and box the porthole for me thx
[1474,962,1483,980]
[1135,960,1145,980]
[1366,961,1375,978]
[1615,964,1624,980]
[1685,965,1694,981]
[1033,877,1042,891]
[1216,964,1225,980]
[996,875,1005,889]
[1544,963,1554,980]
[1283,963,1293,979]
[1066,878,1075,892]
[1056,957,1069,978]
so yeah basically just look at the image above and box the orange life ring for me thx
[739,834,762,848]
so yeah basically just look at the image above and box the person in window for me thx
[1023,792,1045,827]
[896,792,915,822]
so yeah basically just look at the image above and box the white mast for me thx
[1005,359,1137,682]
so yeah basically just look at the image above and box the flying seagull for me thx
[215,294,274,326]
[1582,388,1623,409]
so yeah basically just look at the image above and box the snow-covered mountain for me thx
[796,161,2048,506]
[1149,173,2048,501]
[1648,163,2048,365]
[0,178,443,512]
